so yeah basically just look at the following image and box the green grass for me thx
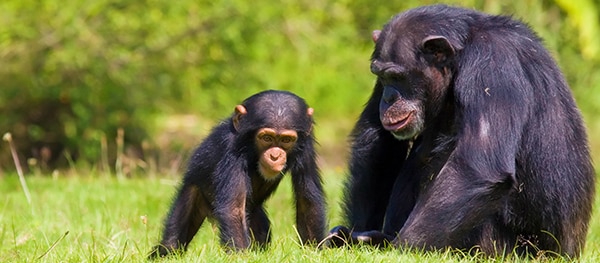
[1,172,599,262]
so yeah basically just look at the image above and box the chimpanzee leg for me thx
[150,185,207,258]
[396,161,515,250]
[476,218,517,256]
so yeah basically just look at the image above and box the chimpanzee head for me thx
[370,11,467,140]
[232,90,314,179]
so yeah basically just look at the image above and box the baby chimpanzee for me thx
[149,90,325,258]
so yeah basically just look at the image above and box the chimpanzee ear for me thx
[233,105,247,132]
[421,35,455,66]
[372,30,381,43]
[306,107,314,133]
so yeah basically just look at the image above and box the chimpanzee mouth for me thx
[381,112,412,132]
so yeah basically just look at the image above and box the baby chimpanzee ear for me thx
[372,30,381,43]
[306,107,314,133]
[233,105,247,132]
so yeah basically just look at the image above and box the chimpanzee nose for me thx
[382,86,400,104]
[270,152,280,161]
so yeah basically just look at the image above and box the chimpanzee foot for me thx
[323,225,354,248]
[322,226,395,248]
[353,230,394,247]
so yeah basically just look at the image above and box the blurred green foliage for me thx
[0,0,599,174]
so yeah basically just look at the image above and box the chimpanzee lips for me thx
[381,112,412,132]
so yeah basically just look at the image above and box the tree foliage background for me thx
[1,0,599,175]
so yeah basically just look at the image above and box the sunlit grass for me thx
[0,171,599,262]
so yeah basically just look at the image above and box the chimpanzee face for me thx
[373,64,426,140]
[254,127,298,180]
[232,93,313,180]
[371,30,455,141]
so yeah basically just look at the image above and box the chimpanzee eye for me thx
[281,136,297,144]
[262,135,274,143]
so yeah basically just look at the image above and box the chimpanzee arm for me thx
[396,41,530,249]
[348,135,439,247]
[290,139,326,244]
[380,150,425,237]
[344,83,411,232]
[212,151,252,250]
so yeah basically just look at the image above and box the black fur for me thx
[150,90,326,258]
[330,5,594,258]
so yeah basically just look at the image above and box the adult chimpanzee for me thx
[326,4,594,258]
[149,90,325,258]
